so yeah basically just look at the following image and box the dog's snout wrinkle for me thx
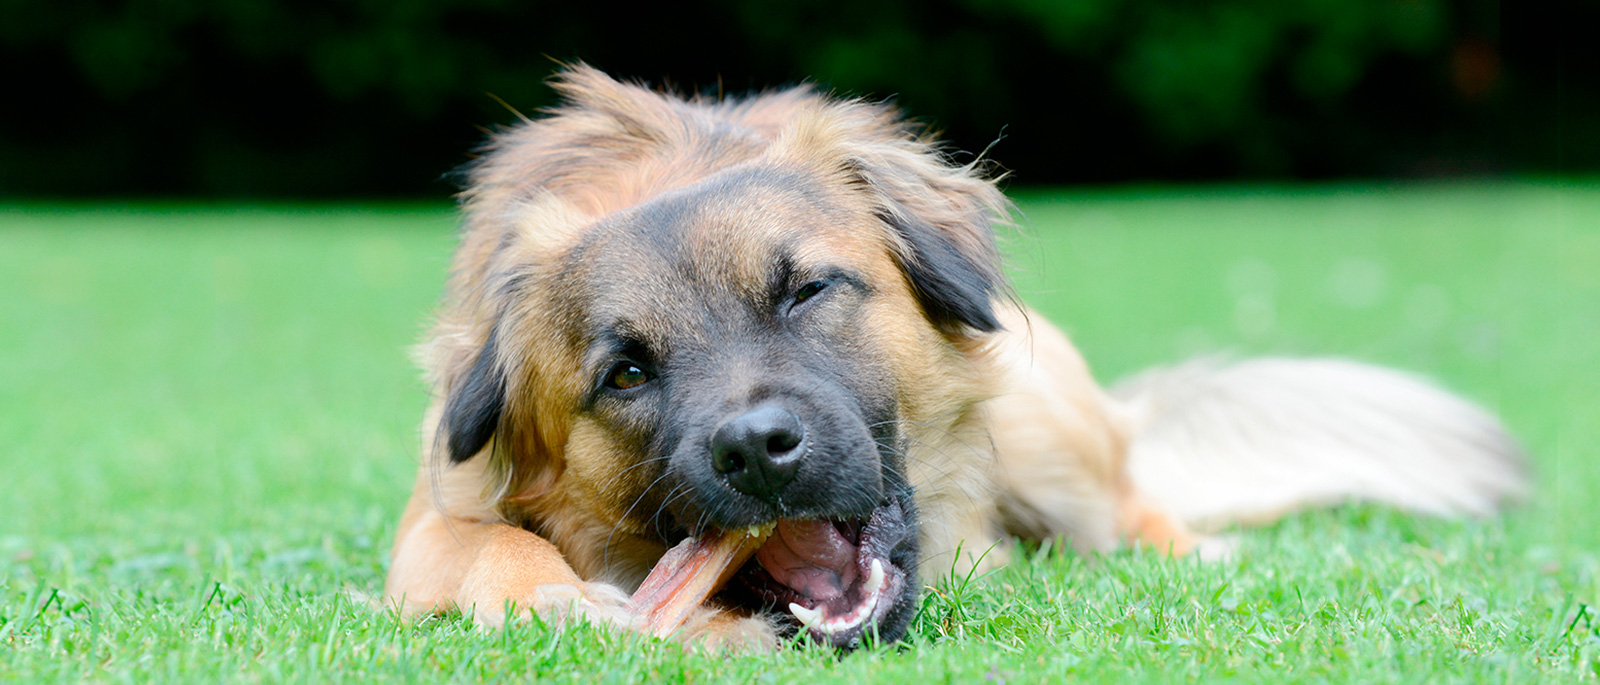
[710,404,807,501]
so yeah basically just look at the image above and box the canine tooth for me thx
[864,558,886,596]
[789,602,825,630]
[858,588,879,621]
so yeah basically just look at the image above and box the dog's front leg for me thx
[385,487,779,652]
[385,501,633,630]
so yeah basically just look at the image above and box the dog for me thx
[384,66,1528,651]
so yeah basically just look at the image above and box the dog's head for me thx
[429,66,1007,648]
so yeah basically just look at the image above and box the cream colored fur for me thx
[1113,357,1529,533]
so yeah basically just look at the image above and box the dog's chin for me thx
[714,499,918,649]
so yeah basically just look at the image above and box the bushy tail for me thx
[1112,358,1529,533]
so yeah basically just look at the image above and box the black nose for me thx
[709,404,806,501]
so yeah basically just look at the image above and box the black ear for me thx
[844,149,1008,335]
[880,208,1003,334]
[443,333,506,463]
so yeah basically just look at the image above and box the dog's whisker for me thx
[602,466,681,569]
[593,455,674,491]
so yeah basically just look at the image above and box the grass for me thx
[2,181,1596,681]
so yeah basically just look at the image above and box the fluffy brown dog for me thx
[385,66,1528,650]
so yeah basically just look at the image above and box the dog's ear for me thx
[443,332,506,464]
[847,152,1009,336]
[877,189,1004,334]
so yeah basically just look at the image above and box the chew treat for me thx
[630,524,775,638]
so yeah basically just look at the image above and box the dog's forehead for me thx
[564,166,878,301]
[528,165,892,357]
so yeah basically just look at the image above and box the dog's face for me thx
[551,167,924,646]
[433,70,1006,648]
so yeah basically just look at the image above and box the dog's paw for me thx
[470,581,633,632]
[467,582,779,653]
[676,605,782,654]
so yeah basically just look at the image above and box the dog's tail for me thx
[1111,357,1529,534]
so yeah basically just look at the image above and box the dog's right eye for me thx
[604,362,652,390]
[794,281,828,303]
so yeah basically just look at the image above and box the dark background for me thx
[2,0,1592,197]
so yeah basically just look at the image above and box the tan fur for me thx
[385,66,1525,650]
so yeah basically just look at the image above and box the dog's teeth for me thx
[789,602,825,630]
[865,558,886,596]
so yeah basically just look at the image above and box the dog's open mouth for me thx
[630,501,911,649]
[731,501,910,647]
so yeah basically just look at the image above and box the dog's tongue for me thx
[753,519,859,601]
[629,525,772,638]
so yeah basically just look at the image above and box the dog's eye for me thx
[604,362,651,390]
[793,281,828,304]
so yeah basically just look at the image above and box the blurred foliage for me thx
[0,0,1590,196]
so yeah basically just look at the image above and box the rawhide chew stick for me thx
[629,524,775,638]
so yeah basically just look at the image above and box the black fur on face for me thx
[657,324,899,531]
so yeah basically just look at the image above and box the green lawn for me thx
[2,182,1596,681]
